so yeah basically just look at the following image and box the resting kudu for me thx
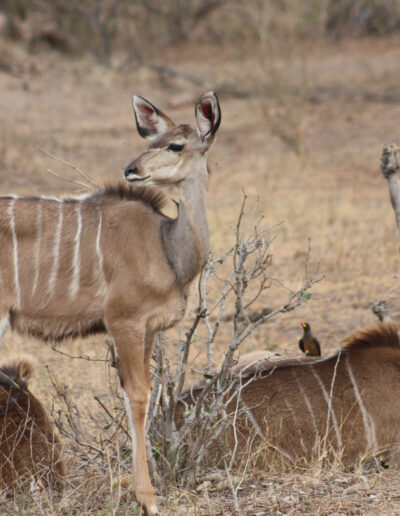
[0,92,221,514]
[179,322,400,471]
[0,355,65,491]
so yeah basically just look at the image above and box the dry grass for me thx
[2,33,400,513]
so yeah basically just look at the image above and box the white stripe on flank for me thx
[96,208,107,296]
[0,315,10,343]
[32,200,42,295]
[345,355,377,449]
[8,198,21,307]
[122,388,137,475]
[70,202,82,298]
[292,369,319,440]
[310,365,341,447]
[48,200,64,295]
[278,381,307,453]
[240,399,263,438]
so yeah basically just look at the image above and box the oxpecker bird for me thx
[299,322,321,357]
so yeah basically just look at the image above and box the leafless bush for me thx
[145,194,323,489]
[37,196,322,513]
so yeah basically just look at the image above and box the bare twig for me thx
[38,147,99,188]
[51,343,109,363]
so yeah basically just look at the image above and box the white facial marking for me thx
[166,159,183,179]
[122,388,137,474]
[125,173,145,181]
[278,381,307,453]
[292,369,319,441]
[32,200,42,296]
[345,355,377,450]
[0,315,10,343]
[70,202,82,298]
[96,208,107,296]
[310,365,341,447]
[48,200,64,295]
[8,198,21,307]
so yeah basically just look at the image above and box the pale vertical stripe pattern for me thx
[310,365,341,447]
[48,200,63,294]
[122,388,137,474]
[32,200,42,295]
[8,198,21,307]
[292,369,319,440]
[345,355,378,449]
[96,208,107,295]
[70,202,82,298]
[278,381,307,453]
[240,399,264,438]
[0,315,10,343]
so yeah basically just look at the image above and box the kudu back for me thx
[0,356,65,491]
[0,92,221,514]
[179,323,400,469]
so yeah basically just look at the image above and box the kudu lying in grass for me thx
[178,322,400,470]
[0,356,65,492]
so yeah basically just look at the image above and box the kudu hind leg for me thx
[112,326,157,515]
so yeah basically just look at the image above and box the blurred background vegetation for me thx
[1,0,400,66]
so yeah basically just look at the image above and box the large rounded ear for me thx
[132,95,175,141]
[195,91,221,147]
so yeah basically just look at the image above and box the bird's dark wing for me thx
[299,338,305,353]
[313,337,321,356]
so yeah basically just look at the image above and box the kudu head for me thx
[124,92,221,188]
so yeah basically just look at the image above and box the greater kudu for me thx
[0,355,65,491]
[0,92,221,514]
[179,323,400,471]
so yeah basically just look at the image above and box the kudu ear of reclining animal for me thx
[0,92,221,515]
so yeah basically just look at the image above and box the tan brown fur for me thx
[179,322,400,470]
[0,355,65,492]
[0,92,221,514]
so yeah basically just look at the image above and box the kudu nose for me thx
[124,165,138,179]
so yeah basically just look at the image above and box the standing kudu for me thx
[0,92,221,514]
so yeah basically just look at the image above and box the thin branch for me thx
[51,343,109,362]
[46,168,94,190]
[38,147,99,188]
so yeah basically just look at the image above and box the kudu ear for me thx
[132,95,175,141]
[195,91,221,147]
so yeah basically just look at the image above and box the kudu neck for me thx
[160,168,209,289]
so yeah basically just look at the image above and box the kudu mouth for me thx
[124,165,151,183]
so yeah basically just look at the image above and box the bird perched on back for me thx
[299,322,321,356]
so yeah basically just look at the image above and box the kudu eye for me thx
[167,143,184,152]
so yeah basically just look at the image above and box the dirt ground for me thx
[2,34,400,514]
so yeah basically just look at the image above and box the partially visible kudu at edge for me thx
[0,355,65,491]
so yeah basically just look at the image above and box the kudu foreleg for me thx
[111,325,157,516]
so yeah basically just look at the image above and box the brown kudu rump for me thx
[180,323,400,470]
[0,356,65,491]
[0,92,220,514]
